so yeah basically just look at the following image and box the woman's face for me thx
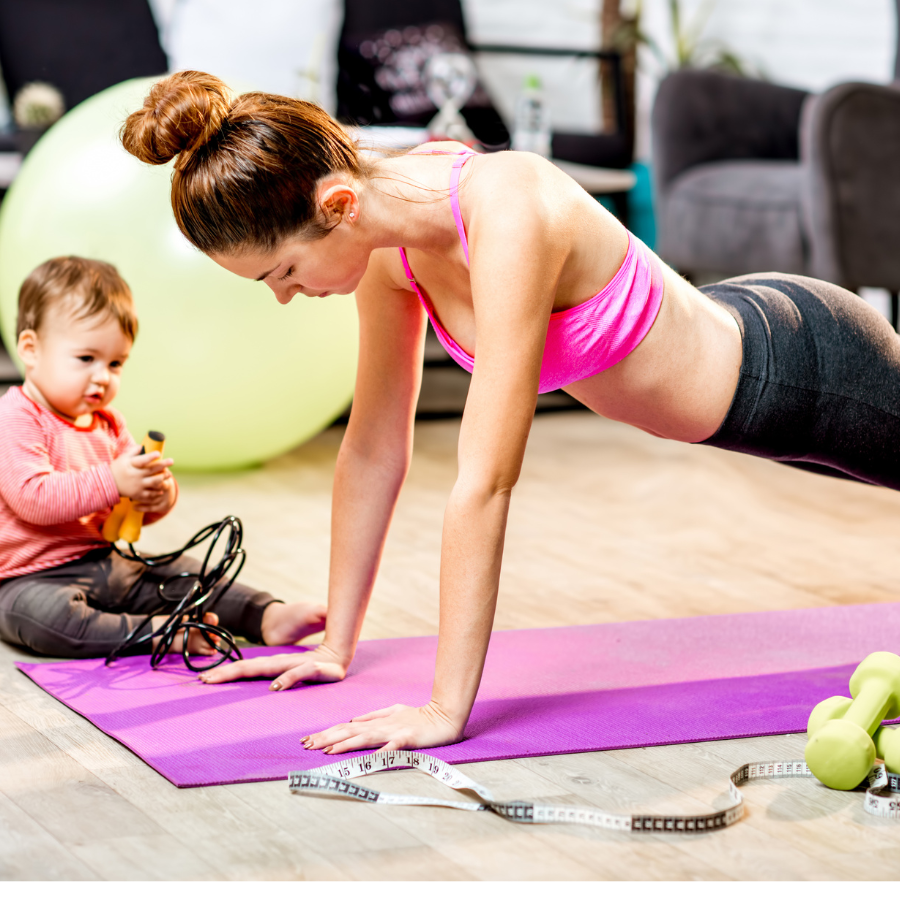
[212,227,369,305]
[211,181,369,305]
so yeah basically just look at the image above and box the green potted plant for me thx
[13,81,65,155]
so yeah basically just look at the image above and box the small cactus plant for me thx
[13,82,64,130]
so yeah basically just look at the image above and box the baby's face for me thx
[20,309,132,422]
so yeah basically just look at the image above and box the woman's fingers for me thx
[271,659,346,691]
[301,703,464,755]
[198,648,345,689]
[350,704,404,722]
[325,730,402,755]
[302,706,413,751]
[302,720,359,750]
[199,652,308,683]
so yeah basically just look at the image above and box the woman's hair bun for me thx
[121,70,232,167]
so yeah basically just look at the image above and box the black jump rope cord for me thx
[104,516,246,672]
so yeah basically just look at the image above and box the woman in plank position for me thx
[122,71,900,753]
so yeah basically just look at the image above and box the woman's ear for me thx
[317,181,360,227]
[17,329,38,367]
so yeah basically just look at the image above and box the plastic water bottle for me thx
[511,74,551,158]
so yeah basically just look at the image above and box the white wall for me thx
[147,0,342,113]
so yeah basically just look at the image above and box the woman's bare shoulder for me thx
[360,245,415,298]
[401,143,561,201]
[470,150,578,198]
[406,139,472,155]
[464,152,580,246]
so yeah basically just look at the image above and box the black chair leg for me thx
[891,291,899,332]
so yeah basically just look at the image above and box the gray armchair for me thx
[651,18,900,325]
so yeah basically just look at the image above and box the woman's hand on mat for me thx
[197,643,347,687]
[301,701,463,754]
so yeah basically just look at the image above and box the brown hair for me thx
[120,70,367,254]
[17,256,138,341]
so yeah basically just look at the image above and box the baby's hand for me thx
[131,470,176,514]
[111,445,174,503]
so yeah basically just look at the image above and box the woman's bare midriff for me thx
[564,265,743,444]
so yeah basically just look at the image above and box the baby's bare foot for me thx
[261,601,327,647]
[152,611,221,656]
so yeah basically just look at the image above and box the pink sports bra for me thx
[398,148,664,394]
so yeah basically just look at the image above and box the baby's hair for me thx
[17,256,138,341]
[121,70,369,254]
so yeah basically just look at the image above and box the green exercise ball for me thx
[0,77,358,471]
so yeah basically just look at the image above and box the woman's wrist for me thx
[318,634,356,669]
[428,690,474,732]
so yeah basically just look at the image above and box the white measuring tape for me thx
[288,751,900,833]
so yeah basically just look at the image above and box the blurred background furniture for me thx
[338,0,634,217]
[337,0,510,149]
[0,0,166,171]
[651,0,900,327]
[0,0,167,112]
[0,153,18,189]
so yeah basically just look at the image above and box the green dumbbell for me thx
[804,651,900,790]
[809,696,900,774]
[874,724,900,774]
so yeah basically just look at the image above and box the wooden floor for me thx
[3,410,900,880]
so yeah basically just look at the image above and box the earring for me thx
[349,213,355,219]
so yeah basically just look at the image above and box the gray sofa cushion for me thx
[652,70,808,195]
[659,160,807,276]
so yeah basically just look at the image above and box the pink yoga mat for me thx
[16,603,900,787]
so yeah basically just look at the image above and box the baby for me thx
[0,256,326,659]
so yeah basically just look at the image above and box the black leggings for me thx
[699,273,900,489]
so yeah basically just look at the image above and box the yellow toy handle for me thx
[103,431,166,544]
[101,496,130,542]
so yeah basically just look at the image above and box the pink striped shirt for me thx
[0,387,170,579]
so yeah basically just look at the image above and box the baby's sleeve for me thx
[0,406,120,527]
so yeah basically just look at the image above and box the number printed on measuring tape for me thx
[864,766,900,817]
[288,750,900,833]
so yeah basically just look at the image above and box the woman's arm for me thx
[202,260,428,685]
[303,161,571,750]
[317,271,429,670]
